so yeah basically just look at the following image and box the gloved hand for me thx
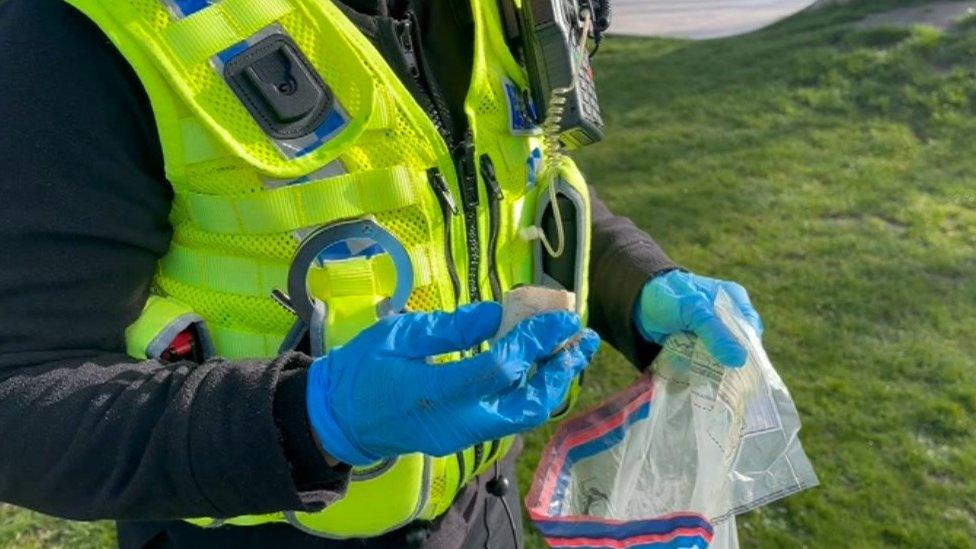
[307,302,600,466]
[635,270,763,368]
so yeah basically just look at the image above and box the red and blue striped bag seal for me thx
[525,377,714,549]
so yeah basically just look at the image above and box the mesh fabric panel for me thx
[427,473,447,513]
[183,158,263,195]
[407,286,442,313]
[173,225,300,262]
[474,75,506,135]
[129,0,172,33]
[157,277,295,334]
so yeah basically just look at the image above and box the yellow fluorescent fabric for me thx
[181,167,427,234]
[124,295,196,359]
[163,0,293,65]
[67,0,591,538]
[287,454,429,537]
[160,242,435,297]
[208,325,286,359]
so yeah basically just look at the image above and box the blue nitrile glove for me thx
[307,302,601,466]
[635,270,763,368]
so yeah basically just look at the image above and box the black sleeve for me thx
[0,0,347,521]
[586,185,679,370]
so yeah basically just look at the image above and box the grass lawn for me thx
[3,0,975,547]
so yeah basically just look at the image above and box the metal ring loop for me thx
[287,218,414,325]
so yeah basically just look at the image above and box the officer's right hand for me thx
[306,302,600,466]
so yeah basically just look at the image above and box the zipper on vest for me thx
[397,14,483,306]
[397,19,420,80]
[428,169,461,305]
[486,439,501,462]
[472,442,485,473]
[456,448,467,485]
[479,154,504,302]
[396,14,452,140]
[455,133,482,303]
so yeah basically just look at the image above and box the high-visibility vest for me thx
[65,0,592,539]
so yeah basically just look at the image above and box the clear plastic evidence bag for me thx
[526,289,818,548]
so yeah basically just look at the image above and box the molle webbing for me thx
[162,0,294,66]
[176,167,430,234]
[160,242,436,297]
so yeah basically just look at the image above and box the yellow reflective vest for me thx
[65,0,591,538]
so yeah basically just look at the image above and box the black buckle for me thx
[224,34,334,140]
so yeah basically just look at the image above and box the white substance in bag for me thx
[526,290,818,548]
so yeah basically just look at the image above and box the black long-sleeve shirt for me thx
[0,0,676,546]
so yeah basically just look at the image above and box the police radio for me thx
[500,0,612,148]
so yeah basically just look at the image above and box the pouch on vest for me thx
[528,160,591,315]
[526,163,591,419]
[125,295,216,361]
[147,0,382,178]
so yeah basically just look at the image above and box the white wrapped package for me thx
[526,290,818,548]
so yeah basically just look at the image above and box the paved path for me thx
[611,0,818,39]
[856,1,976,30]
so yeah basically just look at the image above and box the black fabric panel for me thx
[586,186,679,369]
[0,0,344,522]
[408,0,475,143]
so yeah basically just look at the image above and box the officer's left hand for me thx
[634,270,763,368]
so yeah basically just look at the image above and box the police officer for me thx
[0,0,763,547]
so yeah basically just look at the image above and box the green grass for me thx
[4,1,976,547]
[0,506,113,548]
[521,1,976,547]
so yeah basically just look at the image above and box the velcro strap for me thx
[306,251,429,300]
[163,0,293,66]
[180,167,425,234]
[311,257,381,297]
[160,242,435,298]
